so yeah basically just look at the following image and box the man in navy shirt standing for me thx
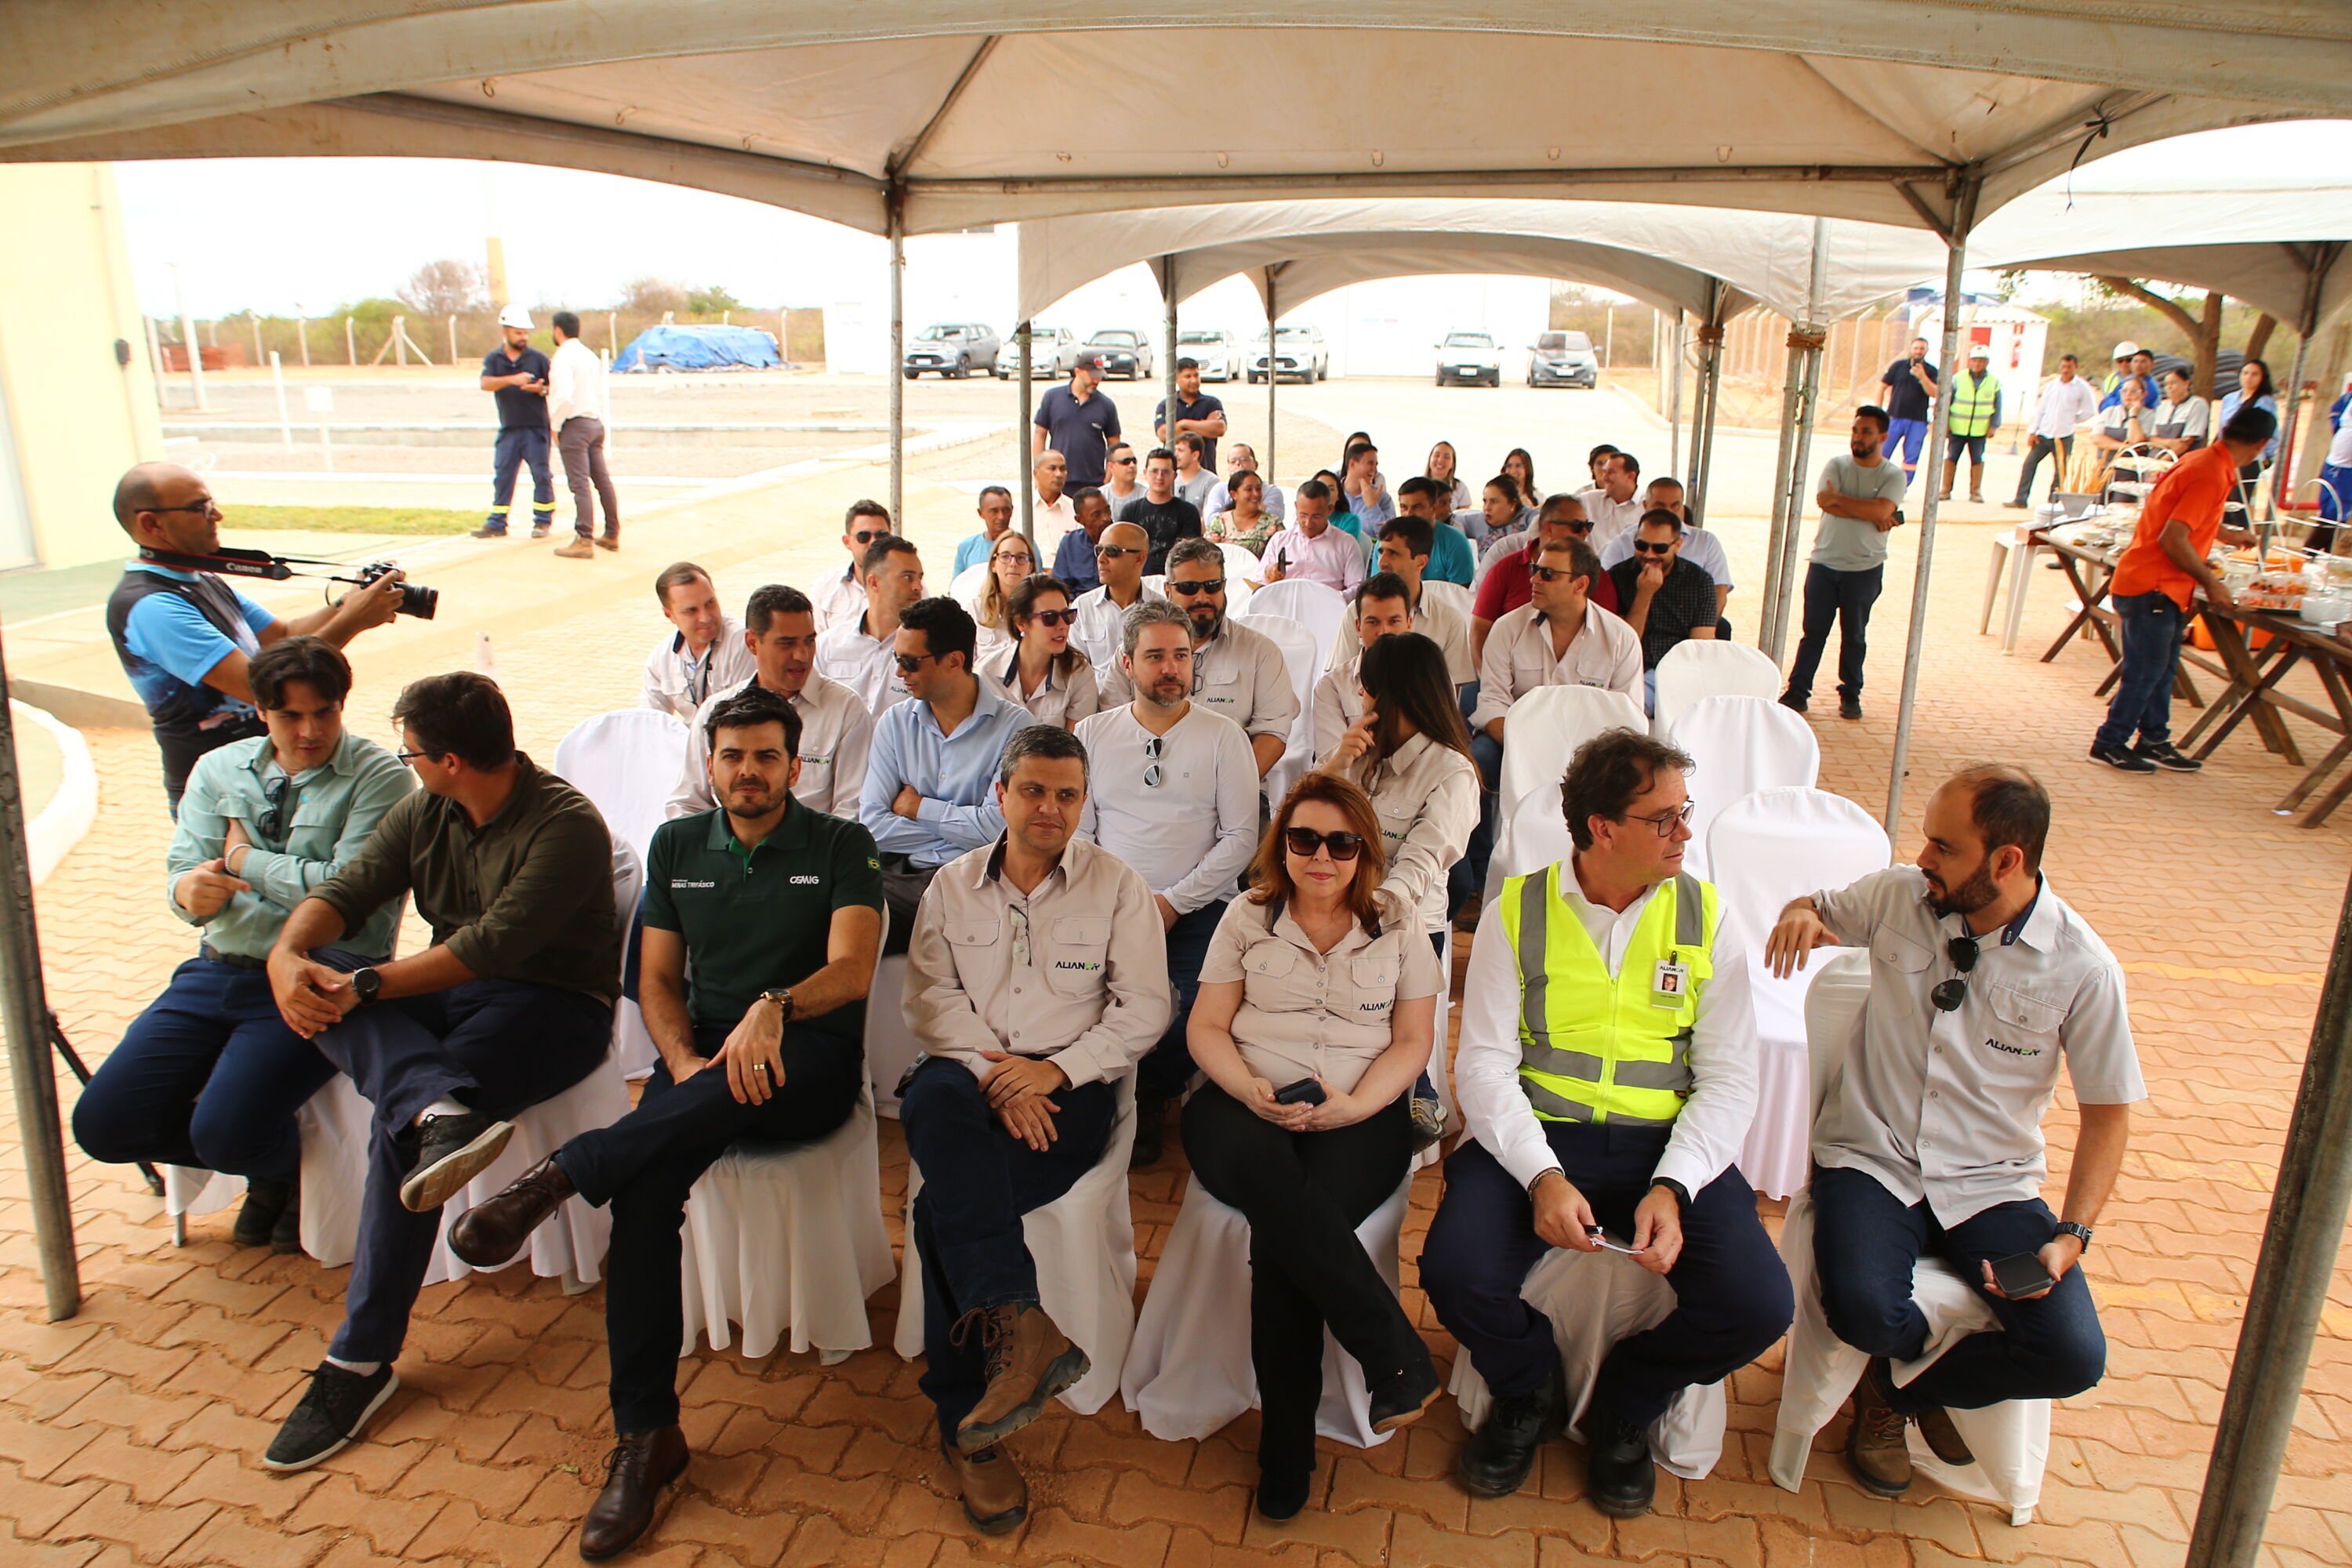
[1032,353,1122,489]
[1874,337,1940,488]
[1152,358,1228,473]
[473,305,555,539]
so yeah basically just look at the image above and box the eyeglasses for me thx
[1143,735,1165,789]
[1094,544,1141,559]
[994,552,1036,568]
[892,651,940,673]
[395,748,443,764]
[1283,826,1366,861]
[257,773,294,841]
[1027,608,1076,627]
[147,498,222,517]
[1621,801,1695,837]
[1632,539,1677,554]
[1167,577,1224,596]
[1931,935,1980,1012]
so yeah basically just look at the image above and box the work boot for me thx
[1130,1090,1169,1167]
[529,523,551,539]
[270,1182,303,1255]
[1844,1358,1914,1497]
[1969,463,1986,504]
[1454,1362,1565,1497]
[596,531,621,552]
[1584,1401,1657,1518]
[1937,459,1956,502]
[1915,1405,1975,1467]
[953,1304,1090,1453]
[940,1439,1028,1534]
[470,520,510,539]
[579,1425,689,1560]
[553,537,596,560]
[449,1156,577,1267]
[232,1177,294,1249]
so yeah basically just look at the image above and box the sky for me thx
[111,118,2352,326]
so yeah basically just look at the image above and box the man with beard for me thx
[446,684,884,1559]
[1103,535,1297,779]
[1780,408,1908,721]
[1765,765,2138,1501]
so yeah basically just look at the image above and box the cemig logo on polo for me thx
[1985,1037,2042,1058]
[789,875,822,885]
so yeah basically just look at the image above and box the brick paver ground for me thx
[3,451,2348,1568]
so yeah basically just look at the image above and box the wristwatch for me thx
[1650,1177,1693,1214]
[351,967,382,1007]
[2054,1220,2093,1253]
[760,988,795,1024]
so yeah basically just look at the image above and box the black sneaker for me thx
[1407,1095,1446,1152]
[397,1110,514,1213]
[1778,691,1809,715]
[1128,1091,1169,1169]
[468,523,509,539]
[232,1178,293,1249]
[2134,740,2203,772]
[263,1362,400,1471]
[1838,695,1864,720]
[2089,741,2158,773]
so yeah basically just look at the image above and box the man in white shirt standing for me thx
[1075,599,1258,1167]
[818,535,924,718]
[816,501,894,633]
[1422,729,1788,1516]
[1105,537,1301,779]
[1258,478,1366,593]
[1766,765,2137,1499]
[1577,452,1646,554]
[668,583,873,818]
[641,562,756,724]
[1069,518,1162,671]
[546,311,618,559]
[2009,354,2100,508]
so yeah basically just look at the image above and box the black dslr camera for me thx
[358,561,438,620]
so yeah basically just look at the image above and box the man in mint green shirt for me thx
[73,636,411,1253]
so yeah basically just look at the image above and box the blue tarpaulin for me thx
[612,324,783,372]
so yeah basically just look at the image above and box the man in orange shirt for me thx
[2090,405,2273,772]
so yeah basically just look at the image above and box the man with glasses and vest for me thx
[1939,346,2004,504]
[1763,765,2137,1498]
[1421,728,1788,1518]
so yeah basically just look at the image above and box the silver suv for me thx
[903,322,1000,379]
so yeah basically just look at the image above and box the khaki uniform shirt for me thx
[1355,733,1479,936]
[1198,897,1444,1094]
[984,648,1102,730]
[666,673,874,820]
[1102,616,1301,744]
[1470,602,1644,731]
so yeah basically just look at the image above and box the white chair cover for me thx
[1705,789,1890,1199]
[553,709,691,867]
[1122,1174,1413,1445]
[1490,786,1576,895]
[1218,542,1264,606]
[1768,953,2049,1525]
[1446,1247,1728,1480]
[1235,612,1322,808]
[947,561,989,607]
[1650,640,1783,737]
[1494,685,1648,818]
[864,954,923,1117]
[1244,578,1348,652]
[1668,695,1821,880]
[895,1076,1139,1415]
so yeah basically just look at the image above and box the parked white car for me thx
[1249,325,1329,383]
[1177,328,1244,382]
[993,325,1081,379]
[1436,332,1503,387]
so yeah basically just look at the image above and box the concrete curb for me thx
[14,699,96,887]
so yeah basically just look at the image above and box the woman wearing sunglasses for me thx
[964,532,1039,663]
[1181,774,1445,1521]
[985,574,1100,729]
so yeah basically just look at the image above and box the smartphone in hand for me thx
[1988,1250,2056,1299]
[1272,1077,1327,1107]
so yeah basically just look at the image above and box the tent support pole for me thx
[1757,328,1807,656]
[1765,219,1834,661]
[2186,858,2352,1568]
[1689,283,1726,527]
[887,203,905,528]
[2267,245,2338,523]
[1666,312,1685,477]
[1264,268,1278,481]
[1160,255,1179,473]
[1884,176,1980,835]
[1017,319,1034,549]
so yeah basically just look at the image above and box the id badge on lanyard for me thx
[1651,956,1691,1007]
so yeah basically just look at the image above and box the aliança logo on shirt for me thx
[1984,1036,2042,1058]
[1054,959,1102,971]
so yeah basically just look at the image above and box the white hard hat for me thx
[498,304,534,331]
[2111,340,2140,360]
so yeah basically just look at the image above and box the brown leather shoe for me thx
[579,1425,688,1560]
[953,1304,1090,1453]
[1844,1358,1913,1497]
[595,532,620,552]
[941,1439,1027,1534]
[448,1156,575,1268]
[1915,1404,1975,1466]
[553,537,596,560]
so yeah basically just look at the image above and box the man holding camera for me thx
[107,462,408,811]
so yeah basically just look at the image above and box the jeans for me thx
[557,416,619,538]
[1136,899,1227,1100]
[2094,591,2187,749]
[72,954,339,1185]
[1886,418,1928,479]
[2013,435,2073,504]
[1809,1165,2106,1411]
[1420,1131,1791,1426]
[554,1023,863,1430]
[899,1056,1117,1439]
[1944,433,1987,466]
[313,977,611,1363]
[489,426,554,526]
[1182,1085,1419,1479]
[1784,563,1885,702]
[1457,729,1505,915]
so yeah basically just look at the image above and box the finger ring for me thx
[758,1062,771,1076]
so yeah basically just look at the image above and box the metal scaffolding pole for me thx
[1884,176,1982,835]
[1760,219,1832,661]
[1160,255,1180,468]
[887,210,905,528]
[1017,319,1035,549]
[1688,282,1726,527]
[1756,328,1809,656]
[1264,268,1279,481]
[1666,312,1686,477]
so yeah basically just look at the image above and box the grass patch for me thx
[226,503,481,535]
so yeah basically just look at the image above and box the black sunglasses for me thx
[1283,827,1365,861]
[1530,564,1584,584]
[256,773,294,842]
[1026,608,1076,627]
[1094,543,1142,559]
[1931,935,1980,1012]
[1143,735,1164,789]
[147,498,222,517]
[1167,577,1224,596]
[850,527,887,545]
[1632,539,1677,554]
[892,651,940,673]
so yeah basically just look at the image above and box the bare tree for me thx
[619,275,689,317]
[400,259,488,318]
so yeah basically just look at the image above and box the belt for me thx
[200,944,267,971]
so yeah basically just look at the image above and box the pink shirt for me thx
[1261,522,1366,593]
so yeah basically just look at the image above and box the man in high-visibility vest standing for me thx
[1421,729,1791,1518]
[1940,345,2004,504]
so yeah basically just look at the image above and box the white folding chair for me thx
[895,1076,1140,1415]
[1768,951,2051,1525]
[864,953,921,1118]
[1650,640,1782,737]
[1494,685,1648,812]
[1236,612,1321,807]
[1668,695,1820,880]
[554,709,691,867]
[1705,788,1890,1199]
[1245,578,1348,651]
[1218,542,1264,609]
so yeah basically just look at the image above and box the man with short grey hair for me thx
[1104,535,1299,779]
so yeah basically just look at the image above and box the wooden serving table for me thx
[2179,601,2352,826]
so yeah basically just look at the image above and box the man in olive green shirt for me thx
[260,671,619,1473]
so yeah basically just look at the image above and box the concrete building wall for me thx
[0,163,164,571]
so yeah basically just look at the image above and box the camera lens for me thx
[400,583,438,619]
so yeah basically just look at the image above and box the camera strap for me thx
[136,544,341,583]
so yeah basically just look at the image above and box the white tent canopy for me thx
[5,5,2349,238]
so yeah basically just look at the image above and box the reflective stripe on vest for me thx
[1950,371,1998,437]
[1499,865,1716,1125]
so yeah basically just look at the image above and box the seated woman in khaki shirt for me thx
[1181,773,1445,1523]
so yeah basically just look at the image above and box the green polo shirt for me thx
[641,800,884,1042]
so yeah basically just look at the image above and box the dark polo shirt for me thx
[640,800,885,1042]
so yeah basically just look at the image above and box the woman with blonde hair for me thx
[967,531,1038,661]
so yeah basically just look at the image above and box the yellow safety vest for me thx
[1497,866,1716,1126]
[1948,370,1999,437]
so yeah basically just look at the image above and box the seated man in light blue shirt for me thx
[953,486,1016,575]
[858,595,1042,953]
[73,636,412,1253]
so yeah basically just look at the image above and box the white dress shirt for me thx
[813,565,865,634]
[1073,703,1260,913]
[1456,866,1759,1196]
[1577,488,1646,554]
[1319,595,1474,688]
[1031,492,1076,535]
[641,616,756,723]
[1470,603,1644,731]
[815,613,906,718]
[1259,524,1367,593]
[2029,376,2102,440]
[1601,525,1734,590]
[1070,583,1167,672]
[546,337,608,426]
[666,673,873,819]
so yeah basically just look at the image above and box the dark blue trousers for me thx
[554,1023,863,1430]
[2012,435,2073,505]
[899,1057,1116,1441]
[1785,563,1886,703]
[314,978,610,1363]
[1457,729,1504,915]
[1809,1164,2105,1412]
[73,954,338,1184]
[489,426,554,523]
[1135,899,1226,1100]
[2094,590,2187,750]
[1420,1129,1791,1427]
